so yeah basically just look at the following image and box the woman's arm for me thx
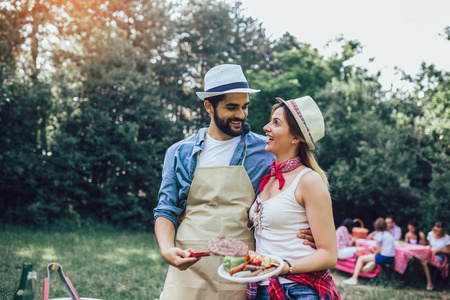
[434,245,450,255]
[371,231,382,254]
[280,171,337,275]
[419,232,426,246]
[374,242,382,255]
[404,232,410,244]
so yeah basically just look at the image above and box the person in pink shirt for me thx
[336,218,366,260]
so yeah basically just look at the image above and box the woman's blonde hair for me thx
[272,103,329,188]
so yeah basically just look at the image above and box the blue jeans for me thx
[255,283,319,300]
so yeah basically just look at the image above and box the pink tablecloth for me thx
[394,243,448,278]
[335,242,449,279]
[335,240,381,277]
[335,257,381,278]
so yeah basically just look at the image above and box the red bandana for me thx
[259,157,302,192]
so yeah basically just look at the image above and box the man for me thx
[368,215,402,241]
[154,64,313,299]
[386,215,402,241]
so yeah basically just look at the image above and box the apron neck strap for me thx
[241,141,247,165]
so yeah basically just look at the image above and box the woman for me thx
[247,96,341,300]
[404,220,426,245]
[336,218,366,260]
[422,221,450,290]
[343,218,395,285]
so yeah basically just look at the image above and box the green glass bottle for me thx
[13,263,35,300]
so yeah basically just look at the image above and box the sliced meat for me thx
[208,237,249,256]
[245,269,264,277]
[244,265,266,271]
[258,266,277,275]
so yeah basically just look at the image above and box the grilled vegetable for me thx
[232,271,252,278]
[223,256,247,272]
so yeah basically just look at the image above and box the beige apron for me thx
[161,145,255,300]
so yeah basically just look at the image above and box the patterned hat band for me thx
[276,96,324,150]
[287,100,315,145]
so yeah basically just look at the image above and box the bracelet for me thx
[283,260,292,275]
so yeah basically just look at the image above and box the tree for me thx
[395,63,450,227]
[0,0,60,224]
[246,42,345,135]
[43,0,182,228]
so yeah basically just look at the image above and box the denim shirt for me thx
[153,123,274,229]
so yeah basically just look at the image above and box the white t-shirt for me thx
[374,231,395,257]
[427,232,450,251]
[198,134,241,167]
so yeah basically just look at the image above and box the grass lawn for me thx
[1,224,449,299]
[0,224,167,300]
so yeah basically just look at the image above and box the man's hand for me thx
[161,247,201,271]
[297,228,317,249]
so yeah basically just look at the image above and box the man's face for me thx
[212,93,249,138]
[386,218,395,230]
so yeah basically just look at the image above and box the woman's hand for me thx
[277,261,291,276]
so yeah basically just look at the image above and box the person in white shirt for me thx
[247,96,341,299]
[343,218,395,285]
[421,221,450,290]
[367,215,402,241]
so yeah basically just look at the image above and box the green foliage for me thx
[0,0,448,232]
[246,43,338,134]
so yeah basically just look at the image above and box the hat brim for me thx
[276,97,316,150]
[196,88,260,100]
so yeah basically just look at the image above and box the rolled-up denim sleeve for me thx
[154,144,192,229]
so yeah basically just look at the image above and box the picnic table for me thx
[335,240,449,279]
[394,243,448,278]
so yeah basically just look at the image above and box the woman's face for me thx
[263,107,296,155]
[408,224,416,233]
[434,225,444,236]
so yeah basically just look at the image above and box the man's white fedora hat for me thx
[196,64,260,100]
[276,96,325,150]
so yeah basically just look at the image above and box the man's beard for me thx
[213,110,245,137]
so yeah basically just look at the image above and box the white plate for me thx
[218,254,284,283]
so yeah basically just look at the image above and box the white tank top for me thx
[249,167,316,260]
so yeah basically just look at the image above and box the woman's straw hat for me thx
[276,96,324,150]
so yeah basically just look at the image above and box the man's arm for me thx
[155,217,200,270]
[297,228,317,249]
[394,226,402,241]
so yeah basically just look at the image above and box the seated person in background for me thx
[336,218,366,260]
[343,217,395,285]
[428,221,450,262]
[421,221,450,291]
[404,220,426,245]
[367,215,402,241]
[386,215,402,241]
